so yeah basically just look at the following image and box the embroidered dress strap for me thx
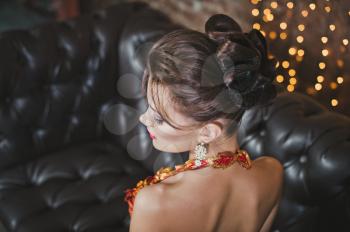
[124,149,252,218]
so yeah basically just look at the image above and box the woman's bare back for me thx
[158,156,284,232]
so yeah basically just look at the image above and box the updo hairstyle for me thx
[142,14,277,138]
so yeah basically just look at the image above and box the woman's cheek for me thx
[153,126,196,151]
[153,125,178,140]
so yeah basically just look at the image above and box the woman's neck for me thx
[188,134,240,161]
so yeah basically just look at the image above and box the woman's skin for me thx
[134,79,284,232]
[139,80,241,161]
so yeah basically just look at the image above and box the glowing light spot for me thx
[298,24,305,31]
[309,3,316,10]
[264,8,272,15]
[288,69,296,76]
[337,59,344,68]
[330,82,337,89]
[337,76,344,84]
[301,10,309,17]
[317,75,324,83]
[287,84,294,92]
[269,31,277,39]
[275,61,280,68]
[252,23,261,30]
[263,15,269,22]
[280,22,287,30]
[318,62,326,69]
[289,47,297,55]
[322,49,329,56]
[296,36,304,43]
[276,75,284,83]
[252,9,260,16]
[297,49,305,56]
[315,83,322,91]
[267,14,274,21]
[271,2,278,9]
[282,61,290,68]
[289,77,297,85]
[280,32,288,39]
[331,99,338,106]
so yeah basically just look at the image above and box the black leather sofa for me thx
[0,1,349,231]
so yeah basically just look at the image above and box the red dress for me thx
[123,149,252,218]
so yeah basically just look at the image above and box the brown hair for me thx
[141,14,277,138]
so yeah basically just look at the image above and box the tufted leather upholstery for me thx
[0,1,349,231]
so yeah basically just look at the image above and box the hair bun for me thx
[205,14,277,109]
[245,29,267,62]
[205,14,242,45]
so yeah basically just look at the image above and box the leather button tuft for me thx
[299,155,307,163]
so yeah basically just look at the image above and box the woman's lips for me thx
[147,128,156,140]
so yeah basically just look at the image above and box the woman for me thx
[124,14,284,232]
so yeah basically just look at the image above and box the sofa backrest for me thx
[0,2,150,171]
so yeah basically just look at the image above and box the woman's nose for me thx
[139,113,153,127]
[139,113,145,124]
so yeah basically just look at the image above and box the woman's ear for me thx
[198,120,224,143]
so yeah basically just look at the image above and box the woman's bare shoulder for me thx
[230,155,284,210]
[235,155,283,182]
[253,155,284,169]
[248,155,283,188]
[252,156,284,231]
[254,156,284,189]
[231,156,284,231]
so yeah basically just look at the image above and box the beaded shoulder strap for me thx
[124,149,252,217]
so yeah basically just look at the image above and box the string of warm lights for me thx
[249,0,349,109]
